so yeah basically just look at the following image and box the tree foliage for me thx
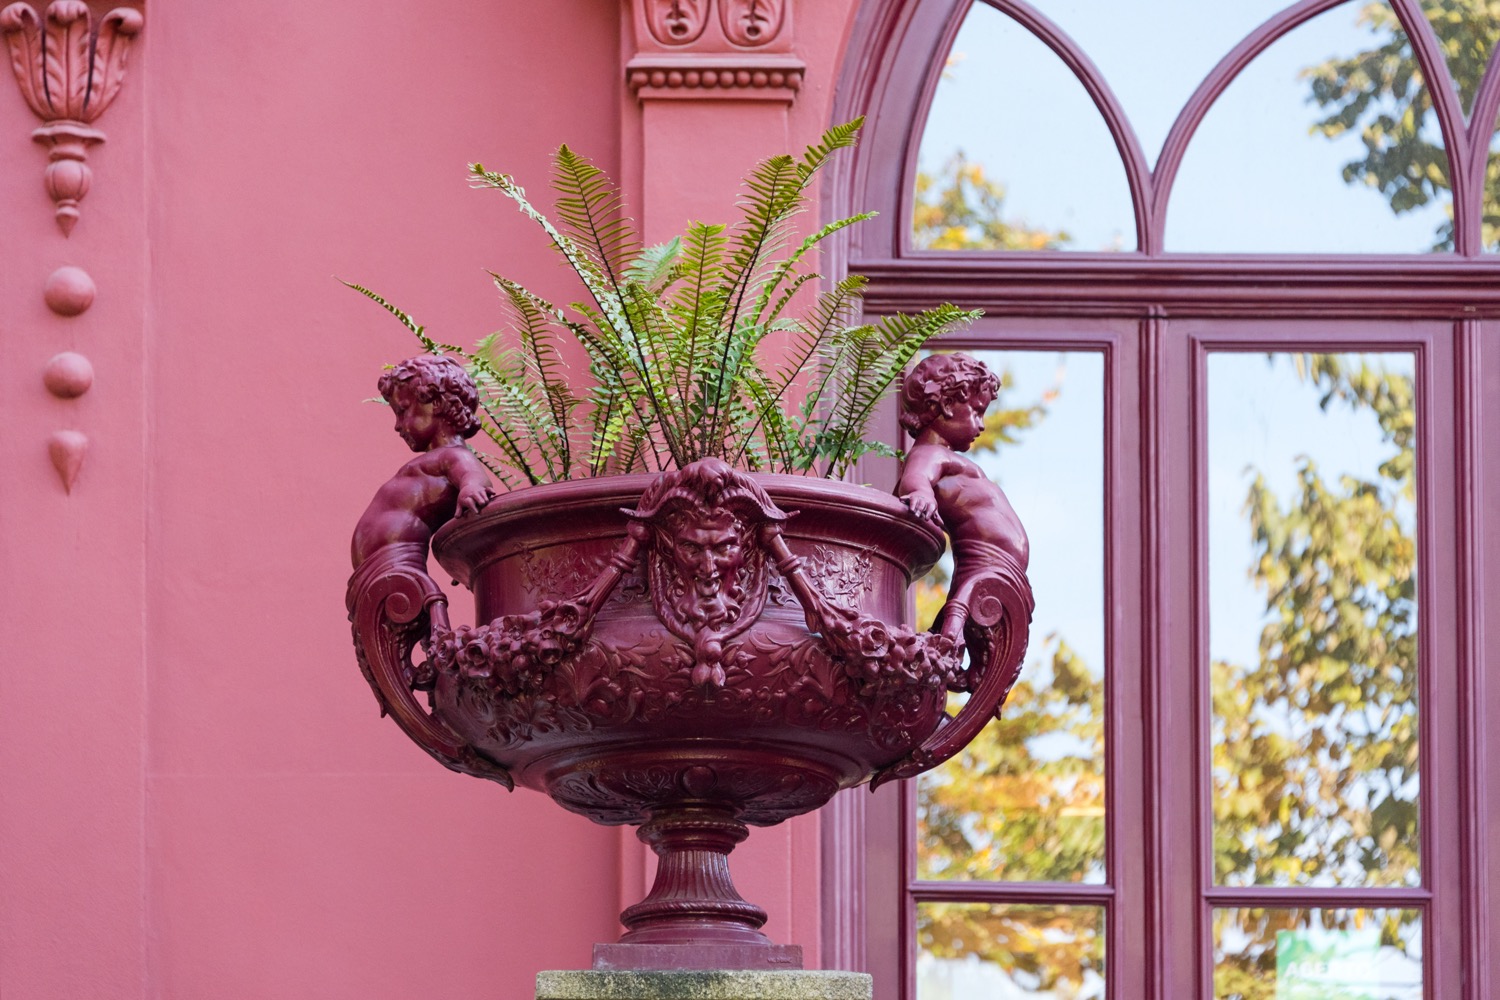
[1303,0,1500,249]
[912,356,1420,996]
[912,152,1072,250]
[915,362,1105,996]
[1211,355,1421,998]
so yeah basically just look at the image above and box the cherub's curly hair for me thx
[377,355,482,439]
[898,353,1000,435]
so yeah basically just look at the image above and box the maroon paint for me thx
[1454,320,1492,1000]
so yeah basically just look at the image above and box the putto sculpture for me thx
[343,124,1031,971]
[896,353,1030,689]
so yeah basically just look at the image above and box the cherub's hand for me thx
[902,492,939,521]
[456,485,495,516]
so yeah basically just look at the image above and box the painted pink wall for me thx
[2,1,860,996]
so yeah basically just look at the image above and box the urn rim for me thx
[432,471,946,585]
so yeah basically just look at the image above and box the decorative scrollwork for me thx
[548,757,842,827]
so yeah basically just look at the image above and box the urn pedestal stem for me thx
[620,804,769,946]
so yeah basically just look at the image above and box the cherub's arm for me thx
[897,444,948,521]
[439,446,496,515]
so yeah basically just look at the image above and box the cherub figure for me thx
[351,355,495,575]
[897,353,1030,644]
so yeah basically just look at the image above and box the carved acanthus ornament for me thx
[1,0,142,235]
[627,0,802,103]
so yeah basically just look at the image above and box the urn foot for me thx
[618,805,775,950]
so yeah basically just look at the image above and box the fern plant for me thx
[349,119,978,486]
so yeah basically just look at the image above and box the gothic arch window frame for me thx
[825,1,1500,997]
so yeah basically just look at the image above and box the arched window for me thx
[829,2,1500,997]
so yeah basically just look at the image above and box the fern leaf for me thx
[552,145,640,288]
[342,281,462,354]
[627,238,683,292]
[489,274,578,477]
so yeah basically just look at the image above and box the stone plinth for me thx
[536,970,873,1000]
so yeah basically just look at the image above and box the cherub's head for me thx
[377,355,482,443]
[899,352,1000,437]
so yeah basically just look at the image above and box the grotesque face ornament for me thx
[660,508,750,631]
[624,459,786,685]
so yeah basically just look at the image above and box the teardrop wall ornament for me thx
[1,1,144,235]
[47,429,87,493]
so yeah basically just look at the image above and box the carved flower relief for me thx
[520,548,646,606]
[645,0,708,46]
[719,0,784,47]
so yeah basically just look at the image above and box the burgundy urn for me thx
[347,358,1033,971]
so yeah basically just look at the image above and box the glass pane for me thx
[1213,907,1423,1000]
[916,351,1105,883]
[1169,1,1455,253]
[1483,116,1500,250]
[918,903,1105,999]
[914,3,1135,251]
[1208,353,1419,889]
[1029,0,1287,166]
[1417,0,1500,113]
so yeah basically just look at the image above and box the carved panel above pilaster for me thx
[627,0,803,103]
[1,0,143,235]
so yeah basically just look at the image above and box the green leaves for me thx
[1211,355,1420,998]
[912,152,1072,250]
[1301,0,1500,250]
[355,120,977,484]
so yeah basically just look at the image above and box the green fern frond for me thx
[552,145,639,288]
[488,274,578,476]
[350,127,970,486]
[627,238,683,293]
[342,281,462,354]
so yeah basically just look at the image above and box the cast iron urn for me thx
[347,353,1032,970]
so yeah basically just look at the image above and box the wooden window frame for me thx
[823,2,1500,997]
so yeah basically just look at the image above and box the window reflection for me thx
[1417,0,1500,114]
[913,3,1135,251]
[1213,907,1422,1000]
[915,351,1105,884]
[1168,2,1454,252]
[1208,353,1419,889]
[1483,119,1500,251]
[918,903,1106,1000]
[1028,0,1287,164]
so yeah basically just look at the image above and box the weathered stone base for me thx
[537,969,873,1000]
[593,943,804,972]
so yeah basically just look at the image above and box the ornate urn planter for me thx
[348,353,1032,969]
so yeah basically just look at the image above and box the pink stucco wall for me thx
[1,2,859,996]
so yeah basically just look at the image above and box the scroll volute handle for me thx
[868,573,1031,790]
[348,562,514,788]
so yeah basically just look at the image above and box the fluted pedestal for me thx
[598,804,803,971]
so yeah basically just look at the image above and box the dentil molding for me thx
[1,0,143,235]
[627,0,803,103]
